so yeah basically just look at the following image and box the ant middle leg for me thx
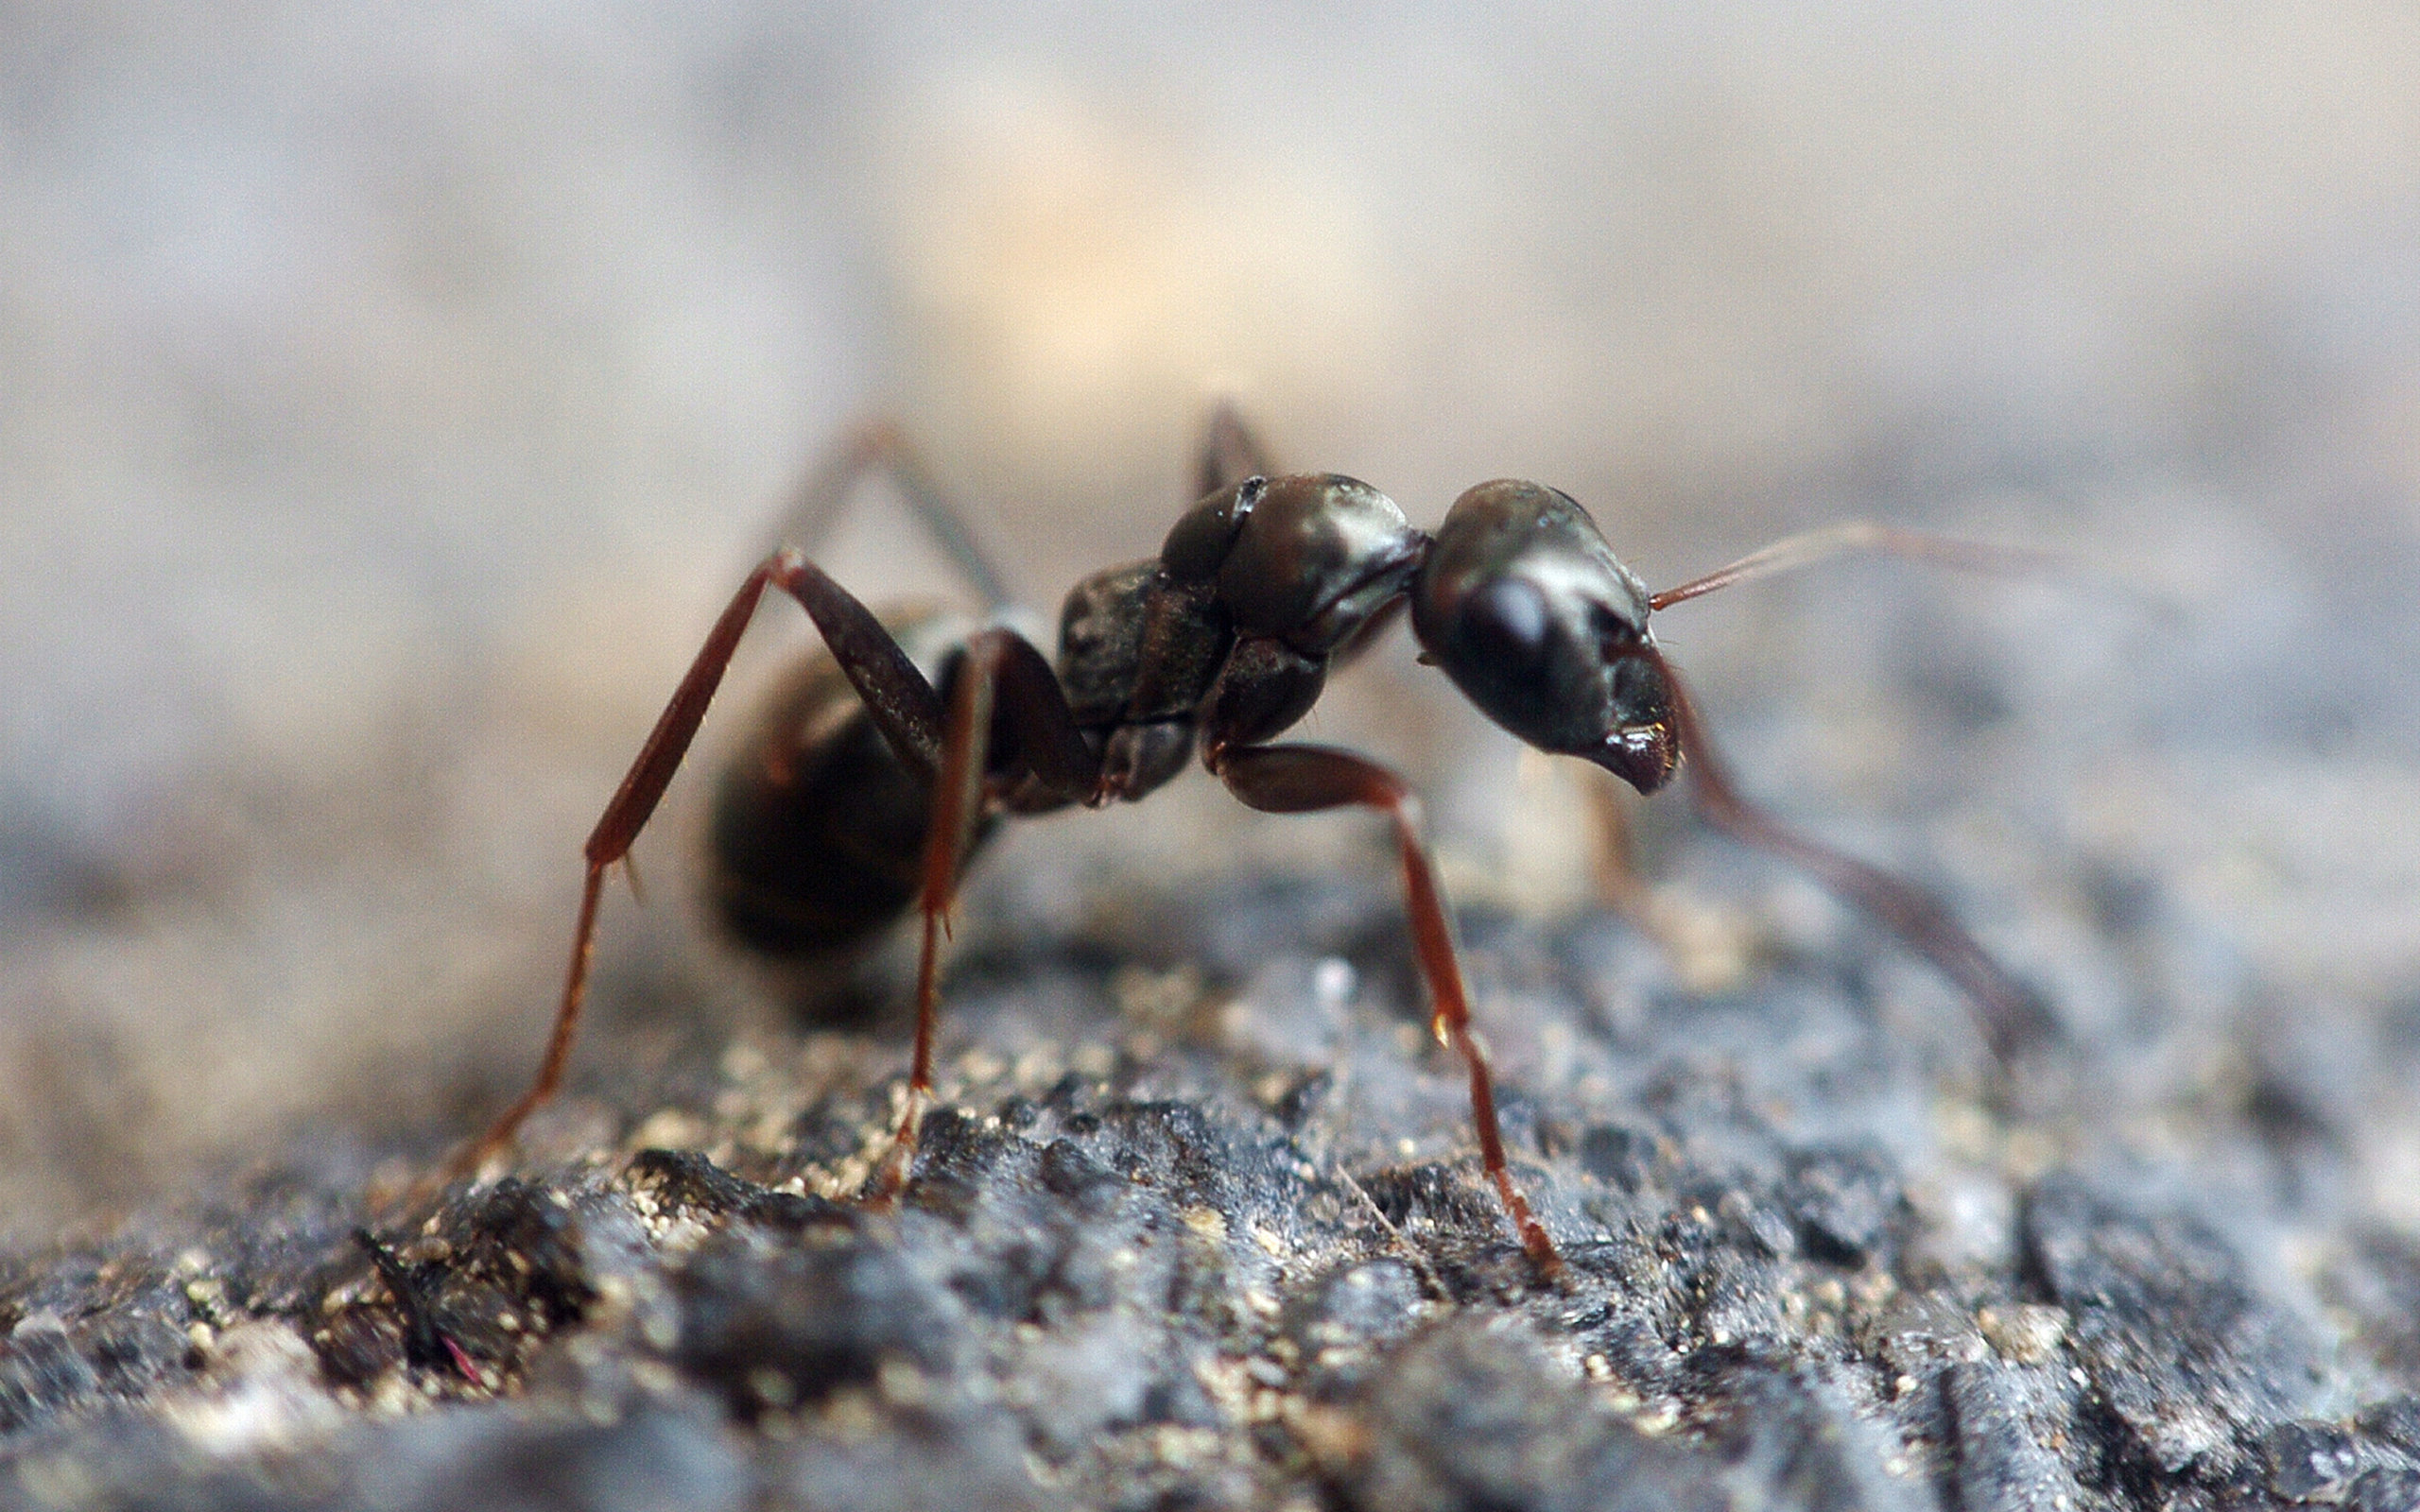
[1212,742,1564,1279]
[864,627,1101,1201]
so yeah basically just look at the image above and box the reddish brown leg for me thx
[1213,743,1564,1280]
[766,420,1015,611]
[1647,647,2058,1065]
[859,653,985,1203]
[439,550,963,1186]
[1196,399,1277,498]
[864,627,1102,1201]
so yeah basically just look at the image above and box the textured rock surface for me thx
[8,626,2420,1512]
[17,419,2420,1510]
[9,463,2420,1508]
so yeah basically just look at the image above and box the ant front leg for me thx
[1212,743,1564,1280]
[1642,522,2083,1064]
[864,627,1101,1202]
[440,551,953,1188]
[1645,647,2060,1067]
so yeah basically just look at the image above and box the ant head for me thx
[1412,480,1680,793]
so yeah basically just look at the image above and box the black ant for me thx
[444,405,2054,1278]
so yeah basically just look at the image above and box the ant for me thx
[443,405,2055,1279]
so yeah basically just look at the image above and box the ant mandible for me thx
[445,405,2055,1279]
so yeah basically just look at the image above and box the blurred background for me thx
[3,2,2416,1243]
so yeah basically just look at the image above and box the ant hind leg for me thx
[435,552,961,1193]
[765,421,1016,612]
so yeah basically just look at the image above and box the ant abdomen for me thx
[707,608,998,958]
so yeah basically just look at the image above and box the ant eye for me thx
[1461,577,1552,663]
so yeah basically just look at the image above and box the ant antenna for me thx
[1650,522,2065,610]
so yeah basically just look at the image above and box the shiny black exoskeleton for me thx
[1416,480,1680,793]
[1057,470,1680,801]
[711,469,1687,962]
[450,411,2052,1279]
